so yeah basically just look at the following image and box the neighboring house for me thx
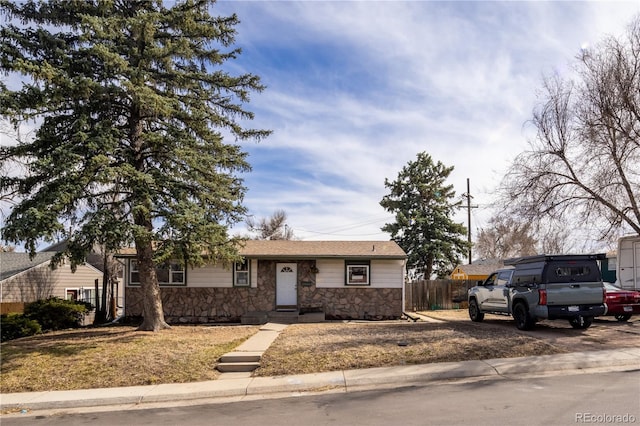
[450,259,504,282]
[602,250,617,283]
[0,251,104,305]
[43,241,125,311]
[118,240,407,323]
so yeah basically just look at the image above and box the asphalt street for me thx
[3,370,639,426]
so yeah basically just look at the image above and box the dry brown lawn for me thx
[254,319,565,377]
[2,310,638,394]
[0,325,258,393]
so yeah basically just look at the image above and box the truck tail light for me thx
[539,289,547,306]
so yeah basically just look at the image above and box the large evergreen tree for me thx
[0,0,270,331]
[380,152,469,279]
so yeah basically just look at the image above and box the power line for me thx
[292,228,390,238]
[294,214,394,236]
[461,178,479,264]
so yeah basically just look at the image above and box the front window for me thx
[234,259,250,287]
[129,260,186,286]
[345,261,370,286]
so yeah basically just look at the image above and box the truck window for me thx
[545,261,601,283]
[496,271,512,285]
[484,273,497,286]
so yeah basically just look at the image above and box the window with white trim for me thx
[345,260,370,286]
[129,259,186,286]
[234,259,250,287]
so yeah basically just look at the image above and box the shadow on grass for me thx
[1,327,143,360]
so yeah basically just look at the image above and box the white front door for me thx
[276,263,297,307]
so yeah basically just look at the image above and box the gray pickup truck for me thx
[467,254,606,330]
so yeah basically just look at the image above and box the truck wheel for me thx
[569,315,593,329]
[614,314,632,322]
[512,302,534,330]
[468,299,484,322]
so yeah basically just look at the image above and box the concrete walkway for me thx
[216,322,290,377]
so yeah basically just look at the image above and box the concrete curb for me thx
[484,347,640,375]
[2,348,639,412]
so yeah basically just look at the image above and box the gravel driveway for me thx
[422,309,640,352]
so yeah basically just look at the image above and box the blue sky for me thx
[216,1,640,245]
[1,1,638,251]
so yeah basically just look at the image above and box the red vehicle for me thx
[603,282,640,322]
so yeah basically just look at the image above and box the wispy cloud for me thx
[4,1,638,248]
[220,1,640,243]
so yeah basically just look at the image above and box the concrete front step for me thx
[267,311,299,323]
[217,321,291,374]
[240,310,325,324]
[216,361,261,373]
[219,351,262,363]
[241,311,269,325]
[298,311,325,323]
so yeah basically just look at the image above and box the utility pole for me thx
[461,178,478,264]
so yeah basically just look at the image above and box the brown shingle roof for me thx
[117,240,406,259]
[450,260,507,279]
[238,240,406,259]
[456,262,505,276]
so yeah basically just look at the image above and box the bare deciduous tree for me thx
[246,210,295,240]
[535,218,578,254]
[502,16,640,240]
[475,214,538,260]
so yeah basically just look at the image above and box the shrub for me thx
[24,297,92,331]
[0,313,42,342]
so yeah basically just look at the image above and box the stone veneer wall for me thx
[125,258,402,323]
[299,286,402,320]
[125,286,275,323]
[125,259,278,323]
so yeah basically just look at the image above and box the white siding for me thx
[251,259,258,288]
[124,259,258,288]
[184,259,258,288]
[187,264,233,288]
[316,259,404,288]
[315,259,343,288]
[371,259,404,288]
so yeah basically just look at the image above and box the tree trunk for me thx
[133,194,170,331]
[424,253,434,280]
[135,238,171,331]
[129,93,169,331]
[94,250,109,324]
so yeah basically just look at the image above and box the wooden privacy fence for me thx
[405,279,475,311]
[1,302,25,315]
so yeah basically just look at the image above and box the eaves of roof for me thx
[116,240,407,260]
[0,252,57,282]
